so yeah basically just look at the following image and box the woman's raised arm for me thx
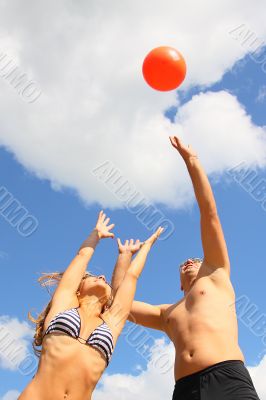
[52,211,115,303]
[105,227,163,336]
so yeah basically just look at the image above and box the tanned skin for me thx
[111,136,244,381]
[19,212,163,400]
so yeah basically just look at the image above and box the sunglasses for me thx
[179,258,203,271]
[82,273,113,289]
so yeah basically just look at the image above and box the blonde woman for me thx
[19,211,163,400]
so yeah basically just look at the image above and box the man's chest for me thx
[163,279,234,339]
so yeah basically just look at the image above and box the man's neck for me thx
[183,278,197,295]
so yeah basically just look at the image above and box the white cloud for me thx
[94,339,175,400]
[0,315,35,372]
[0,0,266,210]
[248,356,266,400]
[175,91,266,172]
[0,390,20,400]
[1,336,265,400]
[256,85,266,103]
[94,339,266,400]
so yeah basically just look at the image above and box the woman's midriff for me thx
[19,335,107,400]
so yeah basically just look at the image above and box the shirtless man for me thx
[112,136,260,399]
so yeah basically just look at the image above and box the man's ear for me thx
[180,276,183,291]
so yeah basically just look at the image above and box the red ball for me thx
[142,46,187,91]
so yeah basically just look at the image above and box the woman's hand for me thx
[169,136,198,162]
[117,238,144,255]
[95,210,115,239]
[143,226,164,247]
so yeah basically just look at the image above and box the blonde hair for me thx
[28,272,64,357]
[28,272,113,357]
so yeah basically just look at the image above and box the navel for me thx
[199,290,206,295]
[64,391,69,399]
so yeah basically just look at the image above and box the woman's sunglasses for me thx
[82,273,113,289]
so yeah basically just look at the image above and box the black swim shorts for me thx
[172,360,260,400]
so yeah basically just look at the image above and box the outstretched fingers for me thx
[155,226,164,238]
[169,135,184,150]
[106,223,115,237]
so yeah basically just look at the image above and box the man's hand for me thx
[169,136,198,162]
[95,210,115,239]
[170,136,230,275]
[117,238,143,255]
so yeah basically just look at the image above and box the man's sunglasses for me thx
[179,258,203,271]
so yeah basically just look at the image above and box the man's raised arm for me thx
[170,136,230,275]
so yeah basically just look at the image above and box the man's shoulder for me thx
[198,260,235,293]
[199,260,230,279]
[160,300,183,316]
[159,303,174,315]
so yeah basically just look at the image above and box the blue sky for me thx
[0,1,266,399]
[1,51,266,397]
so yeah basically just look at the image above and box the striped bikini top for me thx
[43,307,114,365]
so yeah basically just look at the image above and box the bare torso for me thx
[19,310,116,400]
[19,265,243,396]
[162,264,244,381]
